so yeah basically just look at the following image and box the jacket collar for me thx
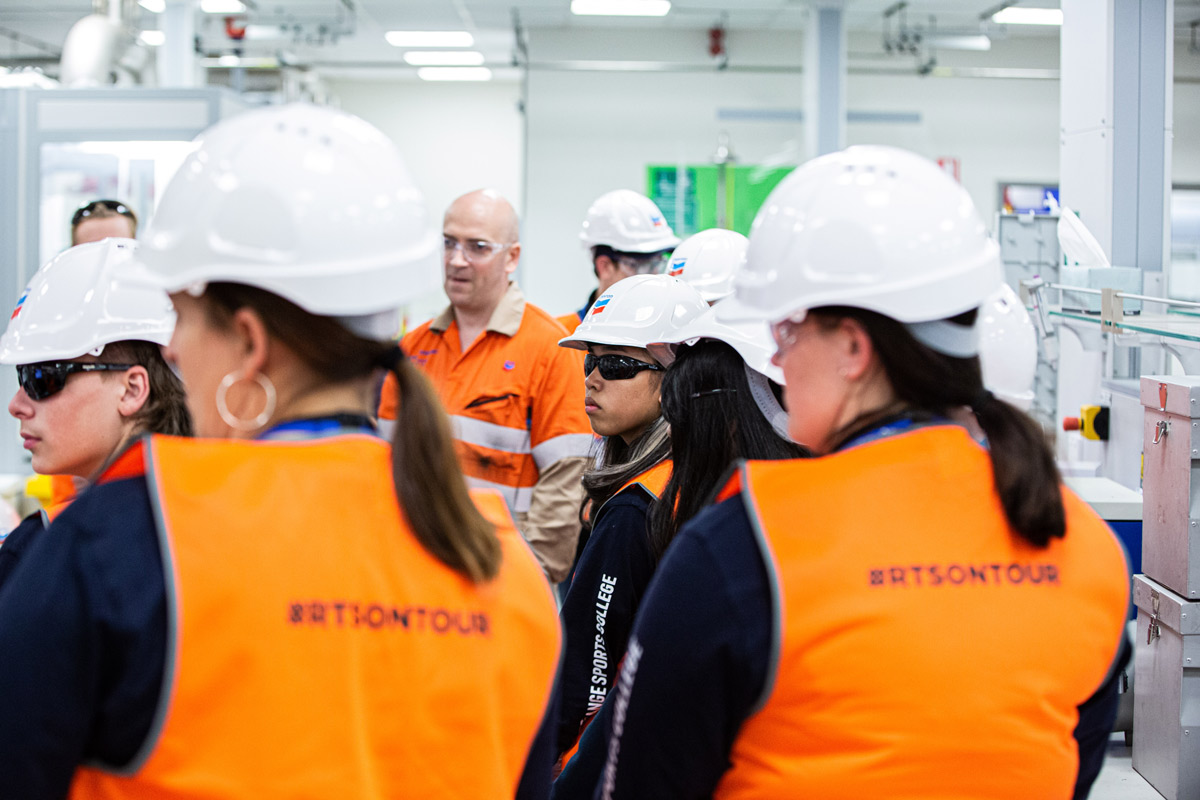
[431,281,525,337]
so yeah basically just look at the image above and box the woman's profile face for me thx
[583,344,663,445]
[772,316,852,455]
[8,357,135,478]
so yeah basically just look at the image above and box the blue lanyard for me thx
[837,415,945,451]
[257,414,378,442]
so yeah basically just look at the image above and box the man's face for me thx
[72,215,135,246]
[442,198,519,316]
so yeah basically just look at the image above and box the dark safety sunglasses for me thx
[583,353,664,381]
[71,199,136,228]
[17,361,134,401]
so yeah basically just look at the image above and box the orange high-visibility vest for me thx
[48,474,78,510]
[611,459,671,506]
[70,434,561,800]
[714,425,1129,800]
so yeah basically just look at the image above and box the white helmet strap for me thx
[905,319,979,358]
[744,364,793,442]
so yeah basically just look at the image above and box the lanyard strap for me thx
[257,414,378,442]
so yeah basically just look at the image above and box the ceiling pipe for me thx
[59,0,141,87]
[307,58,1062,80]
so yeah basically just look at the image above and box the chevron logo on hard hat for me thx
[668,258,686,277]
[591,295,612,315]
[10,290,28,320]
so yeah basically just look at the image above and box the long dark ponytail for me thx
[386,355,501,582]
[812,306,1064,548]
[650,340,809,560]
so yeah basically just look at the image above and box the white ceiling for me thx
[0,1,1198,75]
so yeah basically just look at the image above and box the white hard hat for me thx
[648,297,791,441]
[978,284,1037,411]
[647,297,783,383]
[579,189,681,254]
[736,146,1003,330]
[559,274,708,355]
[0,238,174,364]
[667,228,748,303]
[129,103,440,339]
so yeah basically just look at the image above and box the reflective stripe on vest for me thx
[466,475,535,514]
[70,434,561,799]
[715,425,1129,800]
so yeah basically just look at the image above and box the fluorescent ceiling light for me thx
[138,0,165,12]
[417,67,493,82]
[386,31,474,48]
[571,0,671,16]
[925,34,991,51]
[138,30,165,46]
[200,0,246,13]
[991,8,1063,25]
[244,24,285,41]
[201,55,280,68]
[403,51,485,66]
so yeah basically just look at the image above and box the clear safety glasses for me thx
[770,311,809,354]
[17,361,134,401]
[583,353,664,381]
[616,251,671,276]
[443,235,512,264]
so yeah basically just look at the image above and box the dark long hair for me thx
[202,282,501,582]
[649,340,809,560]
[581,416,671,520]
[811,306,1064,548]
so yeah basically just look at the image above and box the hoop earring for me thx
[215,371,276,432]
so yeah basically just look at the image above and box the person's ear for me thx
[504,242,521,276]
[116,365,151,419]
[229,307,272,377]
[835,317,877,382]
[593,254,616,281]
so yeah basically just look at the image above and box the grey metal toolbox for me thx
[1132,574,1200,800]
[1140,376,1200,599]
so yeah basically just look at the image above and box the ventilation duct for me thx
[59,0,143,87]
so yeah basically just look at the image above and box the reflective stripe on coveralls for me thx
[379,303,591,520]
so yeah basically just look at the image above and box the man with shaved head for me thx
[380,189,592,585]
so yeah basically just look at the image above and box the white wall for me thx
[326,76,523,325]
[325,28,1200,326]
[519,28,1072,317]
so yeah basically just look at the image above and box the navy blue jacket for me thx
[555,486,657,758]
[0,512,44,592]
